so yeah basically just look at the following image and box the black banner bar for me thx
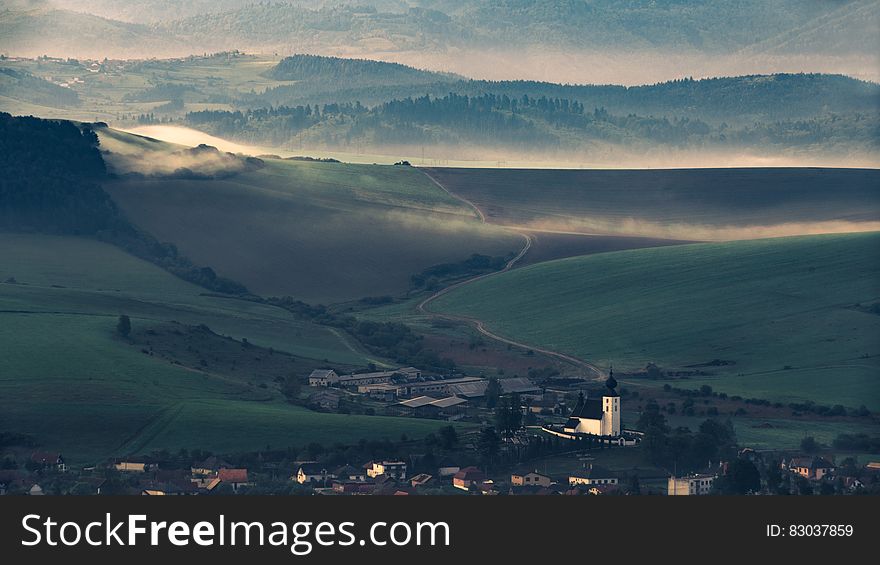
[0,496,873,563]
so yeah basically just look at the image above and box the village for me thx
[2,366,878,497]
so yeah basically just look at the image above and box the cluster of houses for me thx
[0,454,251,496]
[289,458,627,496]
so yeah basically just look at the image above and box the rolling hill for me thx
[432,232,880,411]
[101,129,521,304]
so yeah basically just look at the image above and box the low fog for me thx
[116,125,880,170]
[99,127,262,178]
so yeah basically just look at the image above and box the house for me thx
[333,465,366,482]
[410,473,433,488]
[115,460,156,473]
[452,466,486,491]
[511,471,553,488]
[217,468,249,491]
[331,481,373,495]
[191,456,232,477]
[668,474,715,496]
[296,463,335,485]
[509,485,557,496]
[141,478,198,496]
[527,393,565,415]
[366,461,407,480]
[30,451,66,472]
[308,369,339,387]
[785,457,835,481]
[371,474,403,495]
[569,464,618,487]
[562,374,620,437]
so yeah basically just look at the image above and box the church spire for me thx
[605,364,618,395]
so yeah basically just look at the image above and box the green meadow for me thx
[0,234,463,463]
[434,232,880,410]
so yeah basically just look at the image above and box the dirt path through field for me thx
[417,169,603,379]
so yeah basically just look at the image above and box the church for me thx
[562,371,621,437]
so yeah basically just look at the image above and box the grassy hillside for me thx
[0,233,455,463]
[104,151,521,304]
[433,232,880,410]
[425,167,880,240]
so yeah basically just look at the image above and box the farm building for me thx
[308,369,339,386]
[388,395,468,419]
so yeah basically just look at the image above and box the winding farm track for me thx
[417,169,603,379]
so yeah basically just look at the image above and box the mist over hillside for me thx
[2,0,878,84]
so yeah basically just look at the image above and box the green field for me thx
[0,233,464,463]
[434,232,880,410]
[101,134,521,304]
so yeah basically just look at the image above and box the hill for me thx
[0,67,79,108]
[423,167,880,240]
[267,54,457,84]
[100,129,520,304]
[0,6,186,59]
[0,232,462,464]
[432,232,880,411]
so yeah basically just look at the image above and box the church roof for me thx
[569,398,603,420]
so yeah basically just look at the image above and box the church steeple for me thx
[605,364,618,396]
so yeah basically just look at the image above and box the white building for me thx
[569,465,618,487]
[366,461,407,480]
[563,373,621,437]
[668,474,715,496]
[296,463,334,484]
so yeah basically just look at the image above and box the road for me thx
[417,169,604,379]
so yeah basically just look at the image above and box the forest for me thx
[185,90,878,153]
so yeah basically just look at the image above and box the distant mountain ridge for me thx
[1,1,877,84]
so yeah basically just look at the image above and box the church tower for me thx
[601,366,621,436]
